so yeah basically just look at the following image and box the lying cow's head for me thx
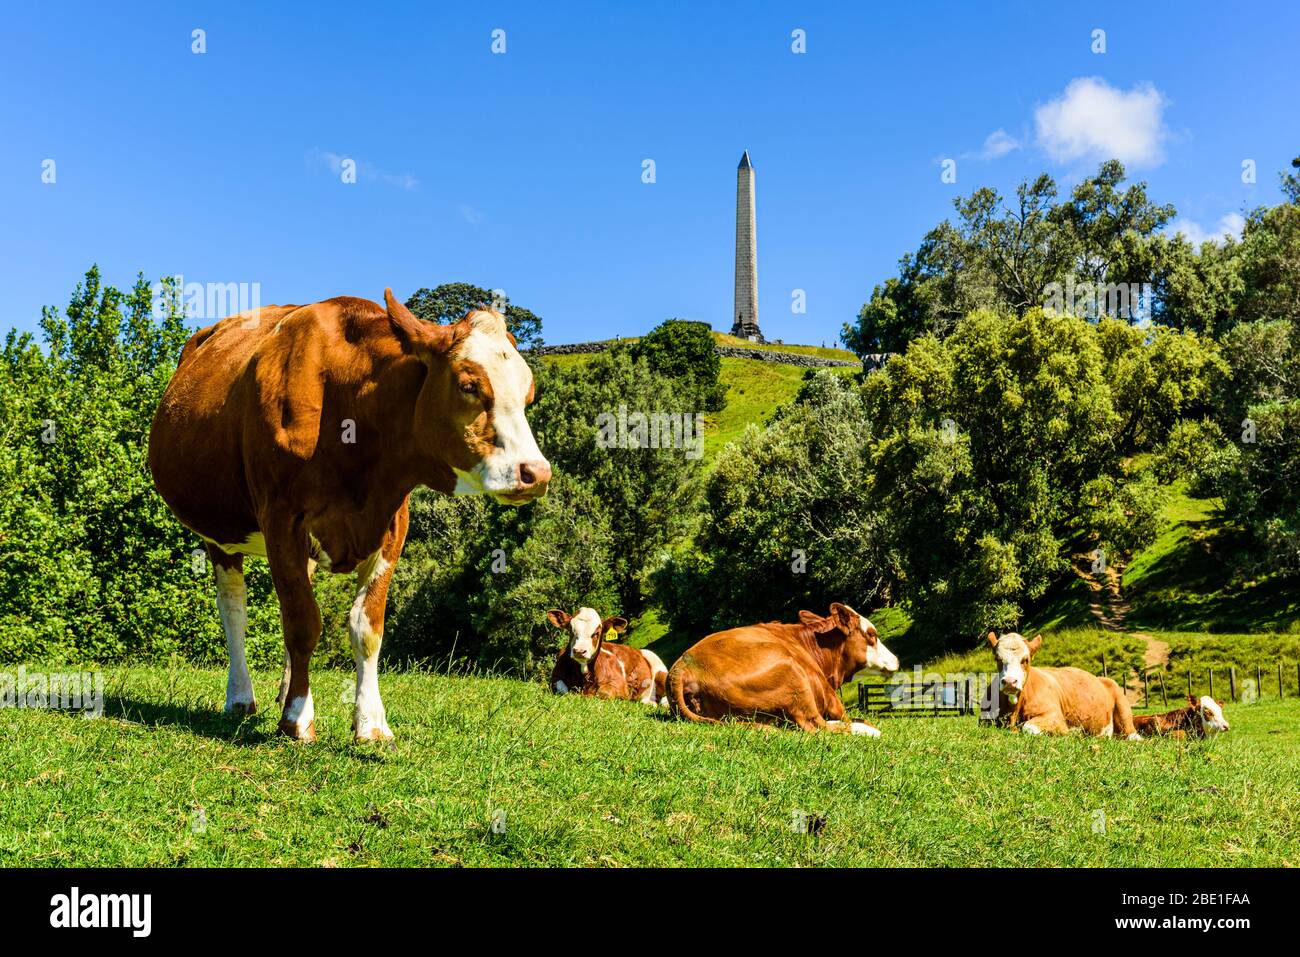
[988,631,1042,703]
[385,288,551,505]
[801,603,899,679]
[1191,694,1230,734]
[547,607,628,673]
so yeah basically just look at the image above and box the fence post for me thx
[1160,671,1168,708]
[1187,671,1193,700]
[1279,662,1284,701]
[1209,669,1214,700]
[1256,665,1262,702]
[1101,654,1108,679]
[1142,669,1148,708]
[857,683,865,714]
[966,677,973,716]
[1229,667,1237,703]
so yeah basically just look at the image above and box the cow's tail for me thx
[667,660,718,724]
[1103,676,1140,740]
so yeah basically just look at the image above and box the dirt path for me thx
[1071,554,1170,696]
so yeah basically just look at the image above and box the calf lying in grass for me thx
[546,608,669,706]
[1134,695,1230,739]
[989,631,1139,739]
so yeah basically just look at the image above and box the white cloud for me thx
[1168,212,1245,247]
[310,149,419,190]
[963,128,1021,161]
[1034,77,1168,167]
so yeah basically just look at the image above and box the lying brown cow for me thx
[988,632,1138,738]
[546,608,669,706]
[1133,695,1230,739]
[149,290,551,742]
[667,603,898,735]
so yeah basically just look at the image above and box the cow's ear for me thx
[1027,634,1043,655]
[546,609,571,628]
[986,631,999,648]
[829,603,857,634]
[601,616,628,638]
[799,610,834,633]
[385,288,458,357]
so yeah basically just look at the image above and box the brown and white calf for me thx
[546,608,669,705]
[988,632,1139,738]
[1134,695,1230,739]
[667,603,898,735]
[149,290,550,742]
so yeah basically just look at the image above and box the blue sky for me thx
[2,1,1297,347]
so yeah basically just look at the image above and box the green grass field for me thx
[3,664,1297,867]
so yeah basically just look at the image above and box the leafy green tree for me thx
[656,371,891,638]
[631,319,726,412]
[404,282,543,348]
[860,308,1167,638]
[843,162,1175,354]
[0,267,284,664]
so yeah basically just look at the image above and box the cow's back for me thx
[669,625,822,721]
[1029,666,1121,735]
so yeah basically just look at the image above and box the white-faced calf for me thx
[546,608,668,706]
[1133,695,1229,738]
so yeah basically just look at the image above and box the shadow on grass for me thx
[104,695,276,744]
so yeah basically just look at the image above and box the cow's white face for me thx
[565,607,604,668]
[989,632,1041,703]
[857,615,899,675]
[450,312,551,505]
[547,607,627,675]
[1198,695,1229,733]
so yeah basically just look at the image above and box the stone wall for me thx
[525,340,889,370]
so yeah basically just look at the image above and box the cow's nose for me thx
[517,459,552,491]
[1002,677,1019,689]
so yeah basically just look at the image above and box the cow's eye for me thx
[461,380,478,396]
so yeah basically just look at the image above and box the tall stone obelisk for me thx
[731,150,763,341]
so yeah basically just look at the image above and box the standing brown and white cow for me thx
[988,632,1139,738]
[667,603,898,734]
[148,290,550,742]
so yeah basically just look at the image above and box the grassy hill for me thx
[4,664,1296,867]
[539,334,857,460]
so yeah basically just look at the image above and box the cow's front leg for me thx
[265,526,321,742]
[349,506,407,742]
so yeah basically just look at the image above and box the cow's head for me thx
[801,603,899,681]
[385,288,551,505]
[988,631,1041,703]
[547,607,627,673]
[1192,694,1230,734]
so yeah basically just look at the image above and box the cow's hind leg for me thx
[349,504,408,742]
[264,524,321,742]
[209,545,256,715]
